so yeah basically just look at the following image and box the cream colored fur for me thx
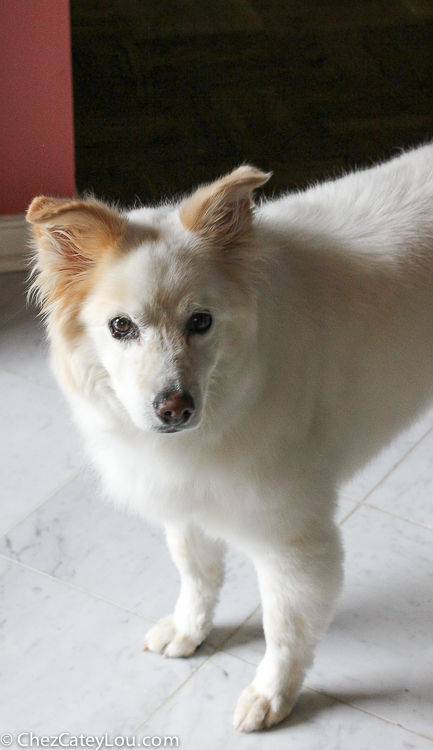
[27,145,433,732]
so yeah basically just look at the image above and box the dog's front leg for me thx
[234,527,343,732]
[144,523,226,658]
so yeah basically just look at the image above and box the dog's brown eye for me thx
[109,316,135,339]
[187,312,213,334]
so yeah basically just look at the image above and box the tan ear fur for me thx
[27,195,126,260]
[27,195,127,316]
[179,166,271,248]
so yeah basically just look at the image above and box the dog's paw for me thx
[143,615,205,658]
[233,684,294,733]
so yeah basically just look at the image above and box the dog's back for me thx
[253,144,433,482]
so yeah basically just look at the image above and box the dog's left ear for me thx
[179,166,271,248]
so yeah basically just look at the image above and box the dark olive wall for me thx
[71,1,433,205]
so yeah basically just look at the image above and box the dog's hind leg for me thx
[144,523,226,658]
[234,523,344,732]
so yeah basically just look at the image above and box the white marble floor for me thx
[1,271,432,749]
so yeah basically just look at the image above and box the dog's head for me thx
[27,167,270,435]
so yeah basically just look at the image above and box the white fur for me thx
[35,145,433,732]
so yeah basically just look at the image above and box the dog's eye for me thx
[109,316,136,339]
[187,312,213,334]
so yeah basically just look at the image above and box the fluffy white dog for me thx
[27,144,433,732]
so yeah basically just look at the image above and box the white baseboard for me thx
[0,214,30,272]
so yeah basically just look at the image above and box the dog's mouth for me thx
[155,420,199,434]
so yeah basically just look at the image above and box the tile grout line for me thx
[212,604,261,654]
[130,650,217,738]
[130,604,263,736]
[3,546,432,742]
[2,525,264,738]
[305,686,433,743]
[338,499,364,526]
[0,464,88,541]
[338,424,433,526]
[219,648,259,667]
[339,426,433,523]
[135,639,433,743]
[214,647,433,743]
[0,552,159,623]
[362,501,433,531]
[0,552,263,652]
[338,496,433,531]
[339,490,359,501]
[356,422,433,506]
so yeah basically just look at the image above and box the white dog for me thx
[27,144,433,732]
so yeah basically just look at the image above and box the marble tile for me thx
[222,505,433,738]
[222,494,387,668]
[0,271,54,389]
[308,506,433,738]
[0,309,55,389]
[341,407,433,501]
[138,650,433,749]
[364,429,433,527]
[0,469,260,647]
[0,556,212,737]
[336,494,359,524]
[222,605,264,665]
[2,268,433,746]
[0,370,86,535]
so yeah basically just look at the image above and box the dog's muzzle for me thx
[153,390,195,432]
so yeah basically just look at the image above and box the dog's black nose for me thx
[153,390,195,427]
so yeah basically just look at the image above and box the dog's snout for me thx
[153,391,195,428]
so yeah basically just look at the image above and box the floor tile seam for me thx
[362,501,433,531]
[130,649,218,737]
[2,545,431,742]
[305,685,433,742]
[339,490,359,502]
[338,500,364,526]
[211,604,262,655]
[0,465,88,540]
[339,485,433,531]
[218,648,260,667]
[131,651,433,742]
[0,365,56,391]
[131,608,264,736]
[338,462,433,531]
[217,654,433,741]
[0,552,158,622]
[357,423,433,505]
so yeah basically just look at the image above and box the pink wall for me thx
[0,0,75,215]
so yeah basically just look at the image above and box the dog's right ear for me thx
[27,196,127,312]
